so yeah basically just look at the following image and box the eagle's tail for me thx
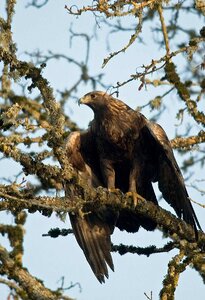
[69,213,114,283]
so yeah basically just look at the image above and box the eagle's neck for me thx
[91,103,141,148]
[93,99,131,120]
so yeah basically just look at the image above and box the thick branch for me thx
[171,131,205,149]
[0,184,205,246]
[165,61,205,126]
[0,47,68,166]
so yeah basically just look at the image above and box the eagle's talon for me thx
[126,192,145,206]
[133,193,138,207]
[108,188,121,194]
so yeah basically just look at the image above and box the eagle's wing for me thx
[66,131,114,283]
[144,120,201,234]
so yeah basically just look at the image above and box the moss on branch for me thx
[165,62,205,126]
[1,182,205,246]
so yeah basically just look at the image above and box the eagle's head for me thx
[78,91,110,111]
[79,91,130,118]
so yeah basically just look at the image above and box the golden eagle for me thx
[66,91,201,283]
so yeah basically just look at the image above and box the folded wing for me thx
[66,131,115,283]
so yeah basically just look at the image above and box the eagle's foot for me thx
[78,208,91,219]
[108,188,121,194]
[126,192,145,206]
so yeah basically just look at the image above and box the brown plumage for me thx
[66,131,115,283]
[67,90,202,283]
[79,91,202,235]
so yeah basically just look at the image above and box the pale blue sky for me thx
[0,1,204,299]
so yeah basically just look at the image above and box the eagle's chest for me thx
[96,121,138,160]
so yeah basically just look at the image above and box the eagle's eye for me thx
[91,94,97,100]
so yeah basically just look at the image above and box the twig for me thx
[157,5,170,56]
[102,12,143,68]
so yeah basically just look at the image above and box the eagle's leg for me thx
[100,158,115,190]
[129,172,137,193]
[128,159,138,192]
[128,159,141,205]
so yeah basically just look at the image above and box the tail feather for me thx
[69,213,114,283]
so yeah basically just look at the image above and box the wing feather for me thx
[144,121,202,234]
[66,131,114,282]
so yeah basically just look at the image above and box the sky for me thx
[0,1,204,299]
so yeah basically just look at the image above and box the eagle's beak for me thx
[78,95,90,106]
[78,98,82,106]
